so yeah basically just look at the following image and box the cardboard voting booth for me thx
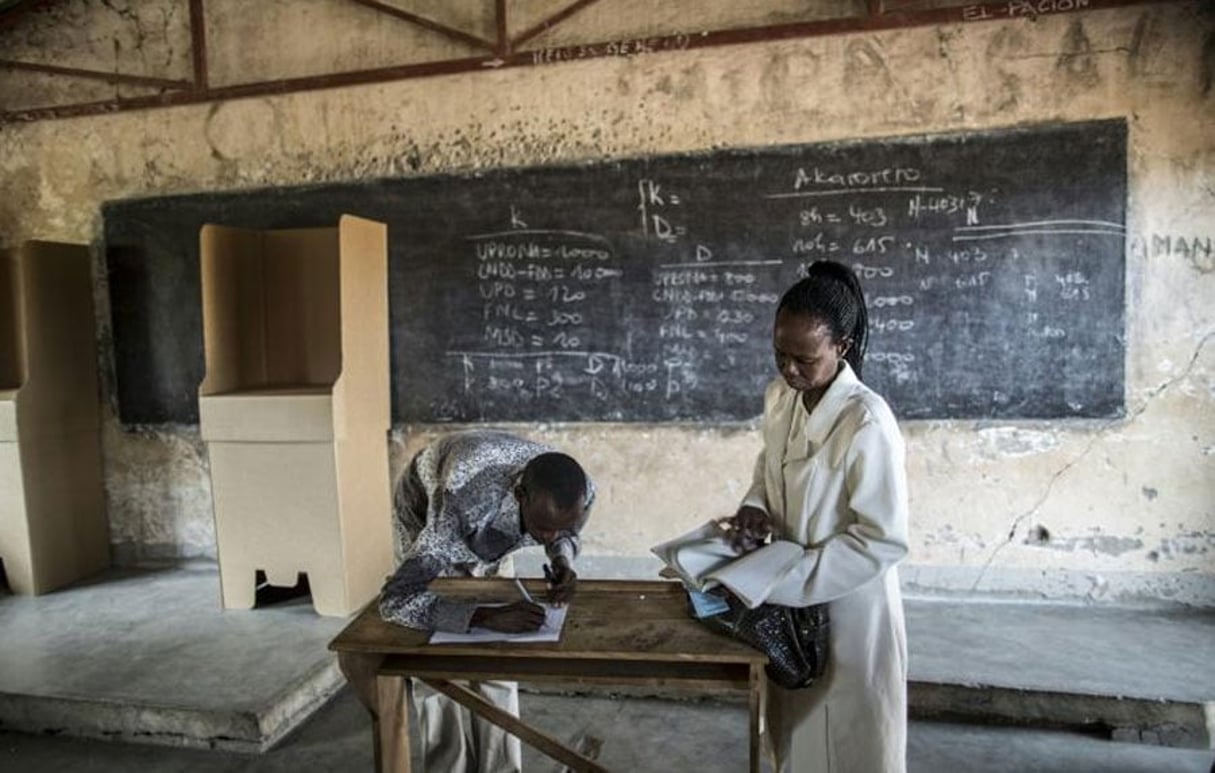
[199,215,393,617]
[0,241,109,595]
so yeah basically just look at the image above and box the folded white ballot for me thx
[650,520,805,609]
[429,603,569,645]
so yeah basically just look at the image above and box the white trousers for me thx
[412,679,522,772]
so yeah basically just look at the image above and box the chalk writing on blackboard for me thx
[104,120,1127,424]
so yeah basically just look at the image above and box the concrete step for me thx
[904,596,1215,748]
[0,564,1211,751]
[0,565,347,752]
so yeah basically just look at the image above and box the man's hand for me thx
[721,505,773,552]
[544,556,577,606]
[470,601,546,633]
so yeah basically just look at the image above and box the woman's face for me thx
[773,309,848,396]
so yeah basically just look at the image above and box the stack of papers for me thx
[651,520,805,609]
[429,604,569,644]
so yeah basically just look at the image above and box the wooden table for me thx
[329,579,769,772]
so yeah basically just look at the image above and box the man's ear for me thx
[837,338,851,358]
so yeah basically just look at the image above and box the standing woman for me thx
[726,259,910,772]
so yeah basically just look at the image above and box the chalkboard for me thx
[105,119,1126,425]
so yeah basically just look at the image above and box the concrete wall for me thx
[0,0,1211,604]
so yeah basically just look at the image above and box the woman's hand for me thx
[721,505,773,552]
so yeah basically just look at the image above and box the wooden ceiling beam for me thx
[189,0,208,90]
[0,58,192,90]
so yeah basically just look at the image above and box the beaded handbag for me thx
[699,590,829,690]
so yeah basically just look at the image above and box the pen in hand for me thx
[513,577,537,606]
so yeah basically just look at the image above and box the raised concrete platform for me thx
[1,563,1212,753]
[906,598,1215,748]
[0,564,347,752]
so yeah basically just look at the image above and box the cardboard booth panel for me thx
[12,242,101,436]
[262,230,341,389]
[0,250,24,391]
[0,241,108,595]
[0,391,16,442]
[198,387,334,443]
[332,434,393,614]
[198,216,392,617]
[199,227,341,397]
[332,215,390,435]
[208,442,346,613]
[0,441,31,587]
[4,430,108,595]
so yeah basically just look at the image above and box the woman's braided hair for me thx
[776,260,869,380]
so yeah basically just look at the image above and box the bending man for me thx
[379,429,595,772]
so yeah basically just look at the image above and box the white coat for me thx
[725,363,910,772]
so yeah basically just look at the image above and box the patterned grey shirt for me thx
[379,430,595,633]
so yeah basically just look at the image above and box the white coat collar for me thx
[781,361,859,462]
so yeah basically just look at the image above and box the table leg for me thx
[339,651,385,712]
[338,652,392,770]
[749,664,766,773]
[377,674,411,773]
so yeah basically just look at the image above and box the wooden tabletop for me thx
[329,579,766,666]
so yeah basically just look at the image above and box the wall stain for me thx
[985,27,1026,113]
[649,63,705,102]
[1128,13,1150,77]
[1036,535,1145,556]
[1126,11,1170,81]
[1152,531,1215,560]
[1024,524,1051,545]
[203,102,231,162]
[845,38,889,82]
[843,38,925,122]
[1056,21,1100,88]
[758,48,822,116]
[759,51,791,110]
[935,27,966,121]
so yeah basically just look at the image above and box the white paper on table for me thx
[428,604,569,644]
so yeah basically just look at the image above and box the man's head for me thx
[514,452,589,546]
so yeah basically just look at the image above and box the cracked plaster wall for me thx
[0,0,1212,604]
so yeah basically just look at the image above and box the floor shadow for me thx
[255,570,312,608]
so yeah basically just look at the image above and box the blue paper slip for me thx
[687,589,730,619]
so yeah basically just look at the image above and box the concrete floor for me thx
[3,688,1214,772]
[1,564,1213,771]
